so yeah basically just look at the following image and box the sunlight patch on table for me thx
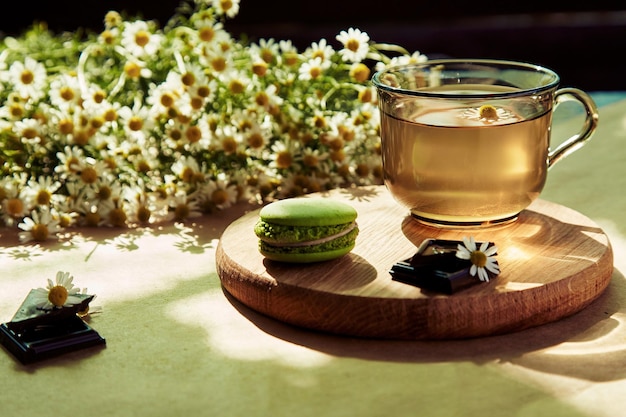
[165,289,333,368]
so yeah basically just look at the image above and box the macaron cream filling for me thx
[257,221,357,248]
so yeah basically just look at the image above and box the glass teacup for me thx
[372,59,599,227]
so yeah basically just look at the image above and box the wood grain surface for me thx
[216,186,614,340]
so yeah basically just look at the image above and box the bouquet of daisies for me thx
[0,0,426,242]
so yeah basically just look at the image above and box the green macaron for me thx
[254,197,359,263]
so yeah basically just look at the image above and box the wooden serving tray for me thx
[216,186,613,340]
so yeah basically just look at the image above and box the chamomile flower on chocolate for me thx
[32,271,83,310]
[456,236,500,282]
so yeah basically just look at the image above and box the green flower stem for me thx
[371,43,411,56]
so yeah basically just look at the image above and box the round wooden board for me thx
[216,186,614,340]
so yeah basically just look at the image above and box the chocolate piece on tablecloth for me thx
[0,290,105,364]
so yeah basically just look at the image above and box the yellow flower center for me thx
[211,57,227,72]
[346,39,360,53]
[137,206,151,223]
[247,132,264,149]
[181,167,195,183]
[185,125,202,143]
[211,189,228,205]
[309,67,322,79]
[328,137,344,151]
[6,198,24,216]
[20,69,34,85]
[479,105,498,120]
[312,51,325,61]
[221,136,237,154]
[190,96,204,110]
[73,129,91,146]
[355,163,369,177]
[196,85,210,98]
[80,167,98,184]
[313,115,326,128]
[60,86,75,102]
[31,224,50,241]
[330,149,346,162]
[358,88,373,103]
[67,156,80,172]
[260,49,274,64]
[220,0,234,13]
[59,118,74,135]
[109,207,127,227]
[199,26,215,42]
[275,151,293,169]
[91,116,105,129]
[252,62,267,77]
[85,211,101,227]
[36,190,52,205]
[350,63,370,83]
[302,154,319,168]
[284,52,298,66]
[136,159,151,173]
[181,72,195,87]
[104,108,118,122]
[160,93,175,108]
[228,80,245,94]
[97,185,112,200]
[135,30,150,47]
[10,103,25,118]
[255,92,269,107]
[470,250,487,268]
[101,30,116,45]
[128,116,144,131]
[124,61,141,78]
[93,90,106,103]
[174,203,190,221]
[48,285,68,307]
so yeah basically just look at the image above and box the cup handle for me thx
[548,88,599,168]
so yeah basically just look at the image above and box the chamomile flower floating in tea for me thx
[460,104,519,124]
[31,271,84,310]
[455,236,500,282]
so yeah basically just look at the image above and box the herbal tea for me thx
[373,60,599,227]
[380,90,552,225]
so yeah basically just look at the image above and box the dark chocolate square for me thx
[389,238,497,294]
[0,290,106,364]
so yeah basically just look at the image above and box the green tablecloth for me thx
[1,93,625,417]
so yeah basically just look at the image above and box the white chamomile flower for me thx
[212,0,240,18]
[335,28,370,63]
[455,236,500,282]
[31,271,83,310]
[7,56,48,101]
[461,104,519,124]
[121,20,163,58]
[18,209,62,243]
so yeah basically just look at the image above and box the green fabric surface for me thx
[1,93,625,417]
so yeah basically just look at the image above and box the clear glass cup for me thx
[372,59,599,228]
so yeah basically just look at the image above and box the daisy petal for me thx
[484,245,498,256]
[477,268,489,282]
[485,261,500,275]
